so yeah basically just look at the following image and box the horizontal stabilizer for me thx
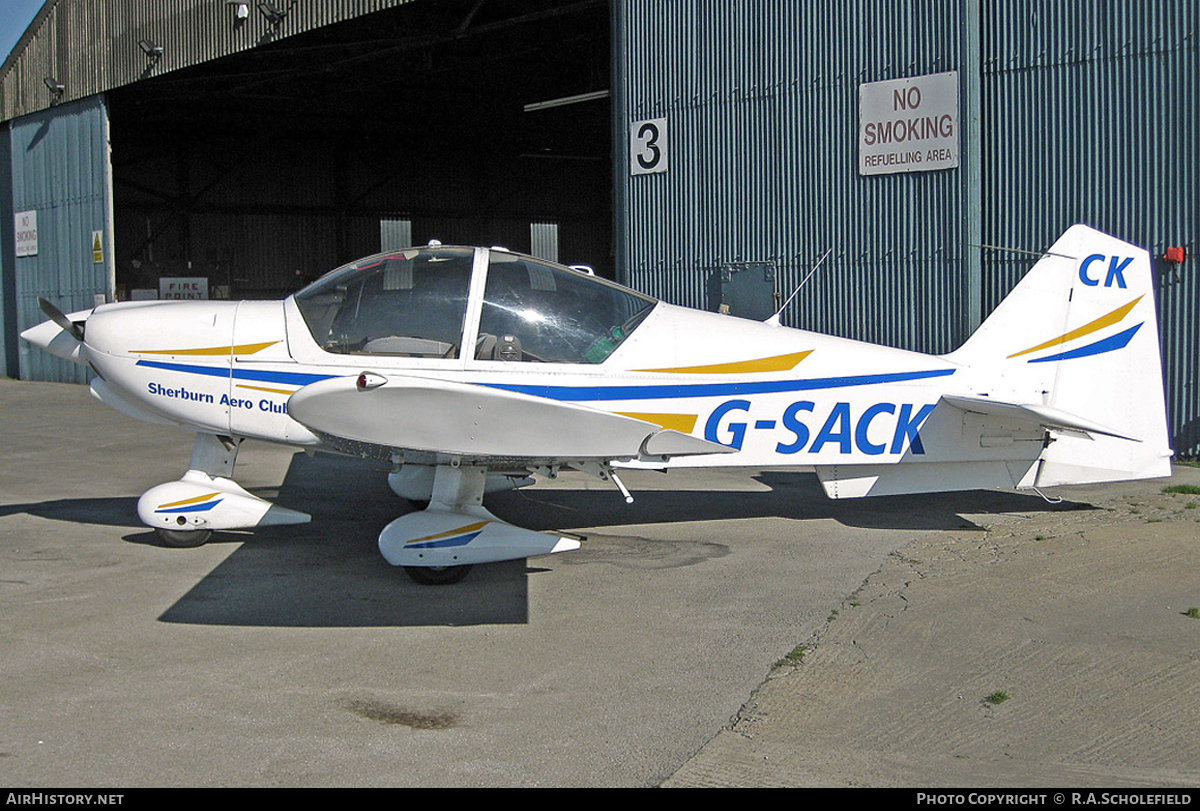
[940,394,1137,441]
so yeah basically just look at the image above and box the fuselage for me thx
[78,269,982,470]
[21,227,1175,513]
[18,230,1175,572]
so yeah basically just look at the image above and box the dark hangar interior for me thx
[106,0,614,299]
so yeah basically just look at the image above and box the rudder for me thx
[947,224,1172,486]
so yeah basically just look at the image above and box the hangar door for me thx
[8,95,114,383]
[107,1,613,301]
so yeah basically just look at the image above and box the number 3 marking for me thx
[630,118,667,175]
[637,122,661,170]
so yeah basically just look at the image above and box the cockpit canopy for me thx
[293,246,657,364]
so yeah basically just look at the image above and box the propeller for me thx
[38,297,85,341]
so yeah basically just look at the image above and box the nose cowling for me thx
[82,300,227,358]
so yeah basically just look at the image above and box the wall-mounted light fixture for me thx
[257,2,286,24]
[43,76,65,103]
[137,39,164,59]
[226,0,250,21]
[136,38,164,78]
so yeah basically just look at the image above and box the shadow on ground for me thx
[6,450,1096,628]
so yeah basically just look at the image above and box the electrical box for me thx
[707,261,777,321]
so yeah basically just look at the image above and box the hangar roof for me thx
[3,0,602,124]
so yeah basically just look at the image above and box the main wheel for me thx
[155,527,213,548]
[403,565,473,586]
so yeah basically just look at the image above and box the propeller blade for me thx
[38,297,84,341]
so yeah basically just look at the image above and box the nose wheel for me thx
[403,565,473,586]
[155,527,213,548]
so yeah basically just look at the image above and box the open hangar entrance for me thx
[106,0,613,301]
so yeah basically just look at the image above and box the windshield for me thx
[294,247,473,358]
[478,252,656,363]
[294,246,658,364]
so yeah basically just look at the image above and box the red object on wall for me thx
[1163,246,1185,264]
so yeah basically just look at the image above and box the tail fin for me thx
[947,224,1173,486]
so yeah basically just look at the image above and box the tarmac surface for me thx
[1,378,1198,788]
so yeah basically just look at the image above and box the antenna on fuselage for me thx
[765,247,832,327]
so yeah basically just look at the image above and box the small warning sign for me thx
[15,210,37,257]
[92,230,103,263]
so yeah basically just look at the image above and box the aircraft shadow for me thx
[157,453,532,628]
[486,469,1093,534]
[6,451,1095,628]
[0,496,143,529]
[155,529,533,628]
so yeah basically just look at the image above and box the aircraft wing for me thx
[287,373,734,462]
[939,394,1137,441]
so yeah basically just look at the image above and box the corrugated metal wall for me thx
[9,95,113,383]
[981,0,1199,457]
[617,0,975,354]
[615,0,1199,456]
[2,0,415,122]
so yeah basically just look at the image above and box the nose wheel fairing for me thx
[137,433,310,545]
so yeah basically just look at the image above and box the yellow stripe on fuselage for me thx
[636,350,812,375]
[131,341,280,356]
[236,384,296,395]
[616,412,699,433]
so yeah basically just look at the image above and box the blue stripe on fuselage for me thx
[482,368,956,402]
[135,359,956,403]
[136,359,336,387]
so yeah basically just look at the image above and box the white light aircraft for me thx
[22,225,1173,584]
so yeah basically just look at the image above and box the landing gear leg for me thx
[396,464,486,585]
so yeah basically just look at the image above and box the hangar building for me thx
[2,1,1197,455]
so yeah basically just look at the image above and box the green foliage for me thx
[776,644,809,668]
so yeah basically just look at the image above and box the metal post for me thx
[960,0,983,340]
[610,0,628,286]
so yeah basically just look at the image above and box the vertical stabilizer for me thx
[947,225,1172,485]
